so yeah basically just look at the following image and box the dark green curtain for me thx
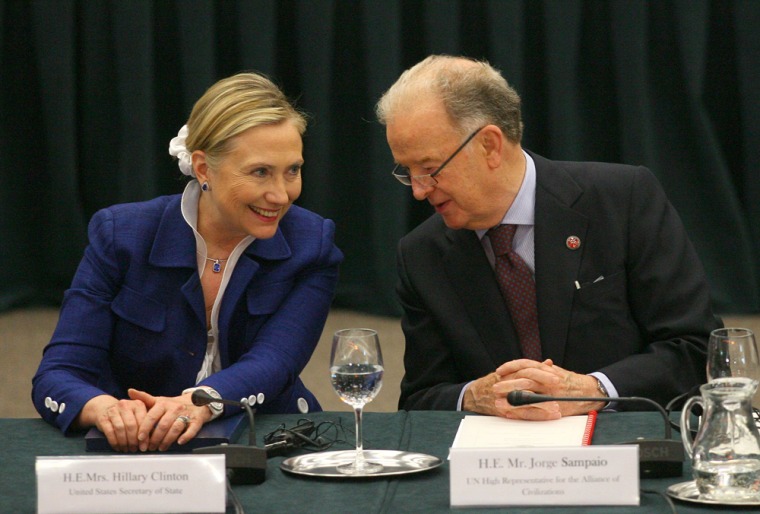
[2,0,758,317]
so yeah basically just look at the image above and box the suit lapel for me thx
[443,227,522,366]
[216,230,291,365]
[149,197,207,328]
[531,152,588,364]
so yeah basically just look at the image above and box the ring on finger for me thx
[176,415,191,427]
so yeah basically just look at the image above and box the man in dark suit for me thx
[375,55,720,420]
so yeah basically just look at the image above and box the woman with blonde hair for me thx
[33,72,343,452]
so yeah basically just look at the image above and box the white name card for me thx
[36,454,226,514]
[450,445,639,507]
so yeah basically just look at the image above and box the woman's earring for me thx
[201,182,210,192]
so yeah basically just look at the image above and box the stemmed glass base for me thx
[336,458,383,475]
[337,406,382,475]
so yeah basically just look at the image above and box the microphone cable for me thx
[263,418,348,455]
[665,387,700,437]
[226,469,245,514]
[640,488,678,514]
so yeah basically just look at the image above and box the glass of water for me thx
[330,328,384,475]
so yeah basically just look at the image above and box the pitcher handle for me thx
[680,395,702,452]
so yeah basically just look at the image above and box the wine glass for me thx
[707,328,760,380]
[707,327,760,408]
[330,328,384,475]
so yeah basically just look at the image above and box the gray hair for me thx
[376,55,523,143]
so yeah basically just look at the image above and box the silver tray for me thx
[280,449,443,478]
[666,481,760,506]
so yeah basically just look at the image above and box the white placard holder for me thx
[36,454,226,514]
[450,445,639,507]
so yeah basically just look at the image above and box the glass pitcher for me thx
[681,377,760,502]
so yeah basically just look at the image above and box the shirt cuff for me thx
[589,372,618,411]
[457,381,474,411]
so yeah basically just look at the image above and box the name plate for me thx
[450,445,639,507]
[36,454,226,514]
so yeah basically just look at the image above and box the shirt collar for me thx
[180,180,255,273]
[476,150,536,239]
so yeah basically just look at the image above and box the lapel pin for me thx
[566,235,581,250]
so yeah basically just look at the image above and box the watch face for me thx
[200,387,223,412]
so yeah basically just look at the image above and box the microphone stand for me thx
[507,391,684,478]
[191,390,268,485]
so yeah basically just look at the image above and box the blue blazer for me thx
[32,194,343,433]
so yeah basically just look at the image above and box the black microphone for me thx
[506,390,684,478]
[191,389,259,446]
[191,389,267,485]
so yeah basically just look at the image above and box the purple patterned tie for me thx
[488,224,542,360]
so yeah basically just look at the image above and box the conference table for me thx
[0,410,743,513]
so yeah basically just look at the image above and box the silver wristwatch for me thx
[183,386,224,418]
[595,378,609,398]
[202,387,224,416]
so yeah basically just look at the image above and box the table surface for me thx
[0,410,740,514]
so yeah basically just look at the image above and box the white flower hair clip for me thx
[168,125,194,177]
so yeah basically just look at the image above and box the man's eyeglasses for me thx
[391,126,485,188]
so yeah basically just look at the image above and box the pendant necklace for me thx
[206,257,228,273]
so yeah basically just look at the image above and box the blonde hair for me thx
[376,55,523,143]
[185,72,307,168]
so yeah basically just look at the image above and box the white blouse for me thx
[180,180,254,384]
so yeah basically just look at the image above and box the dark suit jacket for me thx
[32,194,343,433]
[396,151,720,410]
